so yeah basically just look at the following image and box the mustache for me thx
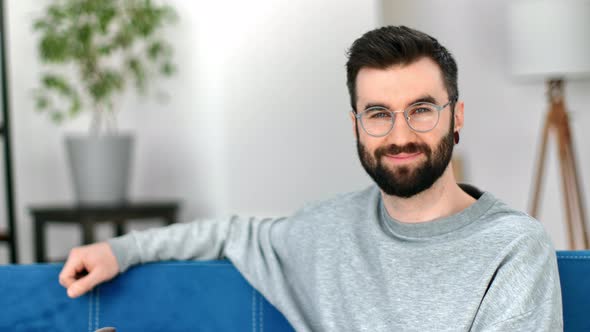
[375,142,432,158]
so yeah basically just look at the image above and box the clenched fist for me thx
[58,242,119,298]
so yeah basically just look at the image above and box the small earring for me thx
[454,131,460,144]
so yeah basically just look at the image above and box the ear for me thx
[453,100,465,132]
[349,111,358,138]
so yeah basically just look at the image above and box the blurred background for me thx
[1,0,589,263]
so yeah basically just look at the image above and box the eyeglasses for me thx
[354,97,457,137]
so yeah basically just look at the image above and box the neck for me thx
[381,164,476,223]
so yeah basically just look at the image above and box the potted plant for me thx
[33,0,177,205]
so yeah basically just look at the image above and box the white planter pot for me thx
[65,134,134,205]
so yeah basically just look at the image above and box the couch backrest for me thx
[0,260,293,332]
[0,251,588,331]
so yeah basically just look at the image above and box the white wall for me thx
[2,0,380,263]
[383,0,590,249]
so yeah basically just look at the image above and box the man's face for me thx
[351,57,462,198]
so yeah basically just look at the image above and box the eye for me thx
[408,104,435,116]
[372,112,391,119]
[364,109,391,119]
[414,108,430,114]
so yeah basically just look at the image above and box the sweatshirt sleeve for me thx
[470,224,563,331]
[107,215,285,273]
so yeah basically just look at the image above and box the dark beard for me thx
[357,127,455,198]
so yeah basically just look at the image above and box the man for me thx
[59,26,563,331]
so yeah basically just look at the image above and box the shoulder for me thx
[272,185,380,248]
[296,185,379,216]
[477,195,554,251]
[279,185,379,230]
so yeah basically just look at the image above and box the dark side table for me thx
[30,201,179,262]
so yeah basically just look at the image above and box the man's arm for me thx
[108,217,239,272]
[470,226,563,331]
[60,215,285,298]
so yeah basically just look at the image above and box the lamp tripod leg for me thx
[529,108,552,218]
[556,119,577,249]
[558,116,589,249]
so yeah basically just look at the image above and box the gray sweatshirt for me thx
[108,184,563,331]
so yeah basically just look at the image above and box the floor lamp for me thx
[509,0,590,249]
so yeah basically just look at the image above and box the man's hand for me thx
[58,242,119,298]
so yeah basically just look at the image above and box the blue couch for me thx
[0,251,588,331]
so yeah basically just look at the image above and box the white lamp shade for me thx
[508,0,590,80]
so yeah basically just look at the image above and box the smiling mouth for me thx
[384,152,422,163]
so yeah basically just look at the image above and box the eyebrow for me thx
[363,94,438,111]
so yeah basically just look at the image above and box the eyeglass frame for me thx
[353,96,458,137]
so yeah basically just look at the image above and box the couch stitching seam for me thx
[556,256,590,260]
[252,288,256,332]
[87,289,93,332]
[95,286,100,330]
[260,292,263,332]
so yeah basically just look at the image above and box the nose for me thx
[385,112,417,145]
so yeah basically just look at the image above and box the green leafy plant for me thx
[33,0,177,133]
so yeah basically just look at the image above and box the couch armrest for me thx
[557,250,590,332]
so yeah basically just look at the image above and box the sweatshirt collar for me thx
[378,184,497,240]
